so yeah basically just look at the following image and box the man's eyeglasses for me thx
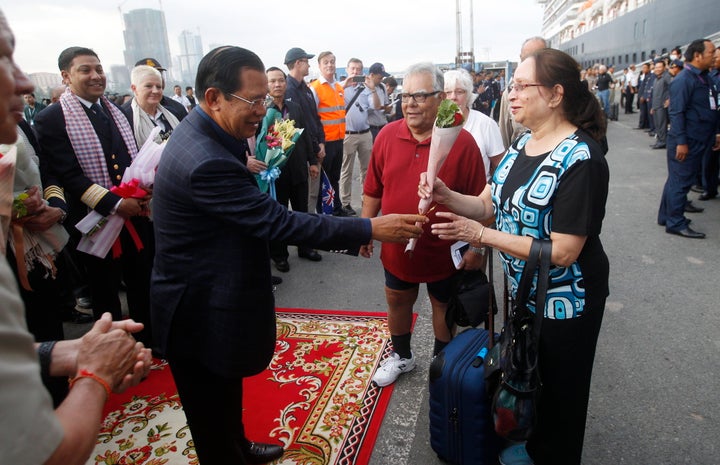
[400,91,441,103]
[507,83,544,93]
[229,93,270,110]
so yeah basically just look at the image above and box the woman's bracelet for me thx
[69,369,112,400]
[477,224,486,245]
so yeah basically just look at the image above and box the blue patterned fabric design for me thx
[492,132,591,319]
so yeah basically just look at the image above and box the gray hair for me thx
[444,69,477,108]
[131,65,162,87]
[404,62,444,92]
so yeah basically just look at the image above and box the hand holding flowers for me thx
[406,99,465,254]
[254,108,304,198]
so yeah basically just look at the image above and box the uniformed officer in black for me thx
[35,47,155,346]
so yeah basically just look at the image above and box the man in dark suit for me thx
[34,47,154,346]
[150,46,425,465]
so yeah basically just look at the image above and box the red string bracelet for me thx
[69,369,112,400]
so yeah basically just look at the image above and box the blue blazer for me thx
[151,108,371,377]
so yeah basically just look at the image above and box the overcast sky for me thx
[6,0,544,76]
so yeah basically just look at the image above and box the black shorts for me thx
[383,268,455,303]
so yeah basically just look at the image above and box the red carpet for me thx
[91,308,405,465]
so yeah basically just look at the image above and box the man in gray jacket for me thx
[650,60,672,149]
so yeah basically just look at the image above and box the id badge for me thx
[710,90,717,110]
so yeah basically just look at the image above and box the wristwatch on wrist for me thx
[58,209,68,224]
[38,340,57,379]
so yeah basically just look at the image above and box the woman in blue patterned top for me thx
[419,48,609,465]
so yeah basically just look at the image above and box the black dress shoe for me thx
[273,258,290,272]
[243,442,284,464]
[271,275,283,285]
[666,227,706,239]
[650,143,666,149]
[75,296,93,309]
[684,202,704,213]
[341,204,357,216]
[298,249,322,261]
[698,192,717,201]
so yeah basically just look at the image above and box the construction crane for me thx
[455,0,476,69]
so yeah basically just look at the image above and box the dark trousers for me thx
[658,135,711,231]
[638,100,655,132]
[270,174,311,260]
[526,296,606,465]
[168,352,248,465]
[624,88,635,113]
[701,145,720,196]
[78,217,154,346]
[652,107,668,144]
[322,140,344,215]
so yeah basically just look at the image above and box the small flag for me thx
[318,168,335,215]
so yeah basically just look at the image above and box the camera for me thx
[351,75,366,83]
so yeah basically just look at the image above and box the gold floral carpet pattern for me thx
[91,308,402,465]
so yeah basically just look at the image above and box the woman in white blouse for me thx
[127,65,180,147]
[444,69,506,182]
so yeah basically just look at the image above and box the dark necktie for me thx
[91,102,110,125]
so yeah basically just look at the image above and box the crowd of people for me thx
[5,0,718,461]
[579,41,720,239]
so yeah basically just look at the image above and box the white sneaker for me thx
[372,352,416,387]
[499,443,534,465]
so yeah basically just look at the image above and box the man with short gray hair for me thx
[498,36,547,148]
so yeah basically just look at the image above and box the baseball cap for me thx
[671,59,684,68]
[135,58,166,71]
[369,62,390,77]
[284,48,314,65]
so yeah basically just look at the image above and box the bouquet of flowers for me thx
[75,126,166,258]
[406,99,465,254]
[255,108,304,198]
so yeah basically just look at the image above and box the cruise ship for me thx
[538,0,720,69]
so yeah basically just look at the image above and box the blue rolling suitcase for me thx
[428,249,502,464]
[429,328,500,464]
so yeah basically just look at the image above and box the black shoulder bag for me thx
[444,248,498,330]
[484,238,551,441]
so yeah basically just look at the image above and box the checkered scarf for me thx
[60,89,138,189]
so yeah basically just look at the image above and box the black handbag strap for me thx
[532,240,552,340]
[515,240,542,307]
[487,239,552,348]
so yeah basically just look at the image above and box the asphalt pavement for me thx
[272,108,720,465]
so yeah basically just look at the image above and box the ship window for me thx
[633,53,637,63]
[641,51,646,61]
[618,55,622,64]
[625,54,629,63]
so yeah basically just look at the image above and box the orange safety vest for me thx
[310,79,346,142]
